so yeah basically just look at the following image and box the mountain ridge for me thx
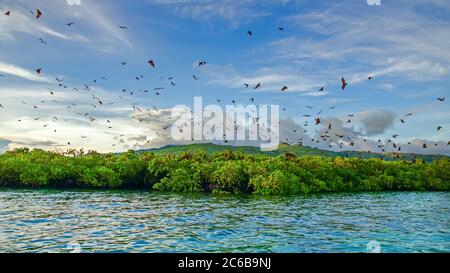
[135,143,448,162]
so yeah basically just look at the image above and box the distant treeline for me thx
[0,148,448,194]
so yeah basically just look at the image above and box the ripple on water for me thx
[0,189,449,253]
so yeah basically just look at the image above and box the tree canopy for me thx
[0,148,448,195]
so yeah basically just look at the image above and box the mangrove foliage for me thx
[0,148,448,194]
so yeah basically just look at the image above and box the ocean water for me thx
[0,189,448,253]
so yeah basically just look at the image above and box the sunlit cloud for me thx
[0,61,53,83]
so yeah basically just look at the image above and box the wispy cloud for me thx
[146,0,296,28]
[80,2,133,49]
[200,64,322,93]
[0,60,53,83]
[271,1,450,84]
[0,0,132,51]
[0,7,87,42]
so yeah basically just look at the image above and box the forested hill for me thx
[137,143,448,162]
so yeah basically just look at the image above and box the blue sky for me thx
[0,0,449,154]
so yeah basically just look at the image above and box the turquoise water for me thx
[0,189,448,253]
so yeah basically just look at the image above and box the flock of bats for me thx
[0,8,449,154]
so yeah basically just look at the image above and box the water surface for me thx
[0,189,448,252]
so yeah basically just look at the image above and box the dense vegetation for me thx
[0,148,448,195]
[142,143,448,162]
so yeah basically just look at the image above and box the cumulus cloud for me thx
[355,110,396,136]
[0,84,158,153]
[280,114,450,156]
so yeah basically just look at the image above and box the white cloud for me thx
[355,110,396,136]
[0,61,53,83]
[269,1,450,84]
[0,84,156,153]
[80,2,133,49]
[0,0,131,50]
[0,7,86,42]
[146,0,296,28]
[67,0,82,6]
[200,64,323,94]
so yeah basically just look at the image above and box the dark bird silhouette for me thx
[36,9,42,19]
[318,86,324,92]
[437,97,445,102]
[401,119,405,123]
[4,11,10,16]
[148,60,155,68]
[315,118,321,125]
[38,38,47,45]
[254,83,261,89]
[121,61,127,65]
[281,86,288,92]
[119,26,128,29]
[198,61,207,66]
[368,76,374,80]
[437,126,442,131]
[66,22,74,26]
[36,68,42,74]
[278,27,284,31]
[341,77,348,90]
[243,83,249,88]
[423,143,427,149]
[247,30,253,36]
[193,75,199,80]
